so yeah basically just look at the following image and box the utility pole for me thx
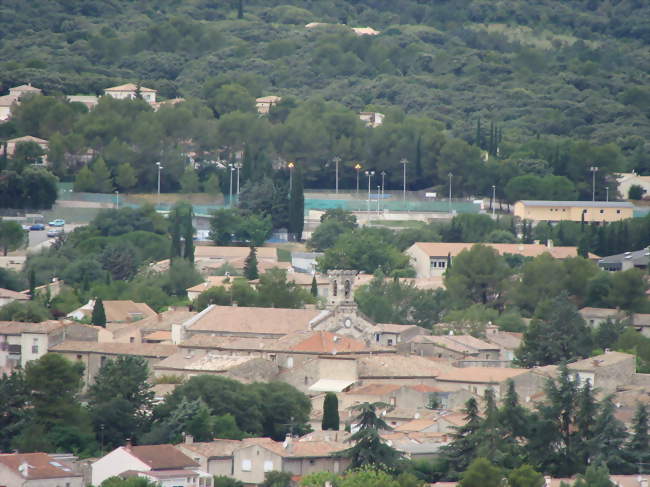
[365,170,375,212]
[605,186,609,202]
[590,166,599,201]
[400,158,408,202]
[228,164,234,207]
[333,156,341,195]
[155,162,163,210]
[355,163,362,195]
[380,171,386,211]
[234,161,242,195]
[448,172,453,214]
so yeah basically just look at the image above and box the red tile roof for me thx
[125,445,198,470]
[0,453,81,480]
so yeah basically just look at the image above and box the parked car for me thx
[22,224,31,230]
[29,223,46,231]
[47,228,64,237]
[48,219,65,227]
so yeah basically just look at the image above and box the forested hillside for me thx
[1,0,649,195]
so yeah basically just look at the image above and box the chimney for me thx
[125,439,132,451]
[184,434,194,444]
[283,434,293,452]
[547,239,554,249]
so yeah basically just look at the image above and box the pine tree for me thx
[341,402,400,469]
[91,297,107,327]
[244,246,258,280]
[624,403,650,473]
[322,392,340,431]
[184,207,195,263]
[499,380,529,449]
[441,398,483,477]
[477,388,503,464]
[590,396,629,473]
[288,164,304,241]
[575,380,597,466]
[310,275,318,297]
[92,157,113,193]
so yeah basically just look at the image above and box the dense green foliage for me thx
[0,220,27,256]
[2,0,650,206]
[192,268,315,311]
[147,375,311,442]
[421,373,648,482]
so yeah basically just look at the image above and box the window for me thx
[440,261,446,268]
[100,356,107,366]
[600,209,604,214]
[616,210,621,214]
[286,356,294,368]
[264,460,273,472]
[76,354,82,360]
[241,459,252,471]
[387,339,393,346]
[130,337,135,343]
[32,338,39,354]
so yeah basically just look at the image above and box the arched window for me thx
[333,280,338,296]
[344,280,351,298]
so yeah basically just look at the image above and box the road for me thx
[26,223,85,253]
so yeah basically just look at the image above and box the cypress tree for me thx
[476,118,482,148]
[322,392,340,431]
[170,209,181,261]
[244,246,258,280]
[91,297,107,327]
[288,164,304,241]
[28,268,36,300]
[310,275,318,297]
[184,207,195,263]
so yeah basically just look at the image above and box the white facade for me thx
[91,447,150,486]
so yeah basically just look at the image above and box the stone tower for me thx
[327,270,357,308]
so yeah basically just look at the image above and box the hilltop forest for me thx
[1,0,649,198]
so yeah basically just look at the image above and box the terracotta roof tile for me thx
[436,366,528,384]
[186,305,320,336]
[179,439,244,458]
[125,445,197,469]
[411,242,597,260]
[0,320,64,335]
[0,287,30,300]
[105,83,156,92]
[0,453,80,480]
[348,383,402,395]
[358,354,448,378]
[194,246,277,259]
[50,340,177,357]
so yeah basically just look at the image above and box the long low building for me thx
[406,242,595,278]
[513,200,634,222]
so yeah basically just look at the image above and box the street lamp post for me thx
[365,170,375,212]
[377,185,381,215]
[448,172,453,214]
[605,186,609,202]
[400,158,408,202]
[355,163,362,195]
[234,162,242,195]
[333,156,341,195]
[380,171,386,211]
[155,162,163,210]
[115,190,119,210]
[228,164,235,207]
[288,161,295,192]
[492,185,496,217]
[590,166,599,201]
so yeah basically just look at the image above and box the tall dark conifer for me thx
[322,392,340,431]
[244,246,258,280]
[288,164,304,241]
[184,207,195,263]
[91,297,107,327]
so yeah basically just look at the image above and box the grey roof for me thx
[598,248,650,266]
[519,200,634,208]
